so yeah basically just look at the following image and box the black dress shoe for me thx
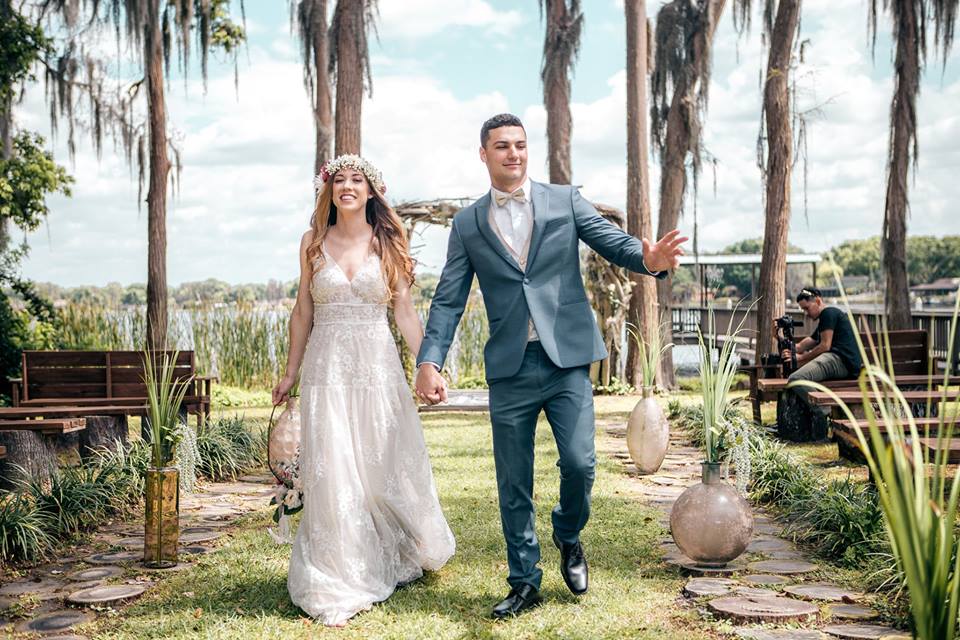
[553,532,588,594]
[491,584,543,619]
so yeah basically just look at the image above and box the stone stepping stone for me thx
[764,550,805,560]
[734,629,827,639]
[34,635,89,640]
[39,562,75,576]
[140,561,193,572]
[754,523,783,535]
[785,584,864,602]
[742,574,791,586]
[66,566,125,582]
[827,604,880,621]
[0,577,65,596]
[747,538,794,553]
[14,609,95,634]
[683,577,738,597]
[181,525,219,535]
[822,624,908,639]
[668,556,751,576]
[87,551,141,564]
[239,473,274,483]
[735,586,781,598]
[179,545,213,556]
[67,584,147,606]
[0,596,13,611]
[649,476,681,486]
[180,531,223,544]
[113,537,145,549]
[708,595,820,624]
[748,560,818,575]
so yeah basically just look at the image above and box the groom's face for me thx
[480,126,527,188]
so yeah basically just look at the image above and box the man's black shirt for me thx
[811,306,863,375]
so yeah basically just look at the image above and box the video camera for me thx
[761,315,798,376]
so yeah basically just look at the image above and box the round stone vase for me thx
[626,386,669,474]
[670,462,754,567]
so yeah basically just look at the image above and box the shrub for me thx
[196,415,263,481]
[0,489,55,562]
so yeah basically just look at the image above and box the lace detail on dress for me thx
[287,247,456,627]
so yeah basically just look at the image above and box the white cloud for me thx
[376,0,524,38]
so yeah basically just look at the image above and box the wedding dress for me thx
[287,246,456,626]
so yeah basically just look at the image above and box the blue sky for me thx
[17,0,960,286]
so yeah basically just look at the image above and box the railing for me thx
[672,305,960,366]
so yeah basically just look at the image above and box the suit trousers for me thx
[487,341,596,590]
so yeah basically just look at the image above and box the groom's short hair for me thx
[481,113,525,147]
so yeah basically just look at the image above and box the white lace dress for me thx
[287,248,456,626]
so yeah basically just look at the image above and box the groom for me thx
[415,113,685,618]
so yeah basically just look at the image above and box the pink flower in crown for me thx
[319,161,331,183]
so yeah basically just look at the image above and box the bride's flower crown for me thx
[314,154,387,194]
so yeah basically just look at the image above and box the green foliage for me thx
[627,317,673,388]
[143,351,193,467]
[593,376,635,396]
[0,132,73,230]
[0,490,54,563]
[829,236,960,285]
[212,385,272,408]
[22,465,115,538]
[195,415,264,481]
[697,306,751,463]
[451,375,488,390]
[0,6,49,102]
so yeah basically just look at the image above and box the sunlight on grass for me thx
[89,409,714,640]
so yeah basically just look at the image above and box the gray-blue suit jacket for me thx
[417,181,667,381]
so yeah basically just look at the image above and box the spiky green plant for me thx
[0,485,55,562]
[790,290,960,640]
[143,350,193,468]
[697,304,752,463]
[627,316,674,389]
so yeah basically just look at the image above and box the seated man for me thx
[785,287,864,419]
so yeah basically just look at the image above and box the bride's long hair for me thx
[306,175,414,303]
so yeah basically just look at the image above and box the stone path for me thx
[0,472,275,638]
[599,420,907,639]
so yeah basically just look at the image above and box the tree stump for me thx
[79,415,129,461]
[0,430,58,490]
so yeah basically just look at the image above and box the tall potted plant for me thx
[670,307,754,567]
[625,318,673,474]
[142,350,192,568]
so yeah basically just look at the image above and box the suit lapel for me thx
[473,192,523,274]
[525,181,551,270]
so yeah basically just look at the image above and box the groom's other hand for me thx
[415,363,448,405]
[642,229,689,272]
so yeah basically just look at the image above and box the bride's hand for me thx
[272,375,295,406]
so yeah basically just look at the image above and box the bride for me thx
[272,154,456,627]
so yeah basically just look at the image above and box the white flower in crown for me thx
[314,154,386,194]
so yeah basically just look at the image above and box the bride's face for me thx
[332,168,370,215]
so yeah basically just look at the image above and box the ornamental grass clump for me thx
[789,290,960,640]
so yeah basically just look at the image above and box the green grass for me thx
[89,407,718,639]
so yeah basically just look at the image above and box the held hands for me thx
[642,229,689,272]
[272,375,295,406]
[414,364,447,406]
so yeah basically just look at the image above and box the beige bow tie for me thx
[494,188,526,207]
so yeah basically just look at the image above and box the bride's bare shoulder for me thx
[301,229,315,247]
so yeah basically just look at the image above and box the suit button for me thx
[523,277,530,284]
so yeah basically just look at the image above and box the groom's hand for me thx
[642,229,689,272]
[415,363,447,406]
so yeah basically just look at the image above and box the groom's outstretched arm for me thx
[417,218,476,369]
[571,188,669,279]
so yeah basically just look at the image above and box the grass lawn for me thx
[90,400,720,640]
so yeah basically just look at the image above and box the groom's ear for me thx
[479,145,487,163]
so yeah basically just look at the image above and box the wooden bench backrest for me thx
[22,350,196,402]
[856,329,928,375]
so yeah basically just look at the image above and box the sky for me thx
[15,0,960,287]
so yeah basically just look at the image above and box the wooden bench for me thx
[9,350,214,424]
[747,329,937,433]
[0,418,87,434]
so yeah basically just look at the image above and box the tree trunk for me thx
[79,415,129,461]
[881,0,917,330]
[145,1,170,351]
[311,0,334,172]
[654,0,727,388]
[334,0,364,156]
[543,1,574,185]
[625,1,658,386]
[755,0,802,364]
[0,430,57,490]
